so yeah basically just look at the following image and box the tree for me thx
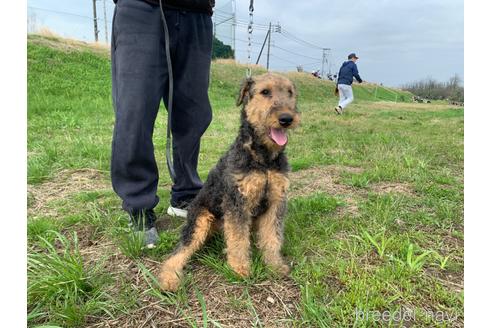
[212,37,234,59]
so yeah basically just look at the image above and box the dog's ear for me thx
[236,77,254,106]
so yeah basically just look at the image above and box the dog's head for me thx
[236,73,300,150]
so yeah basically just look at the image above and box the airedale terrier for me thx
[158,73,300,292]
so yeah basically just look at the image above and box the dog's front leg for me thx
[224,212,252,277]
[158,210,214,292]
[255,171,290,275]
[255,197,290,276]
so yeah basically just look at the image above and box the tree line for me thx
[402,74,464,102]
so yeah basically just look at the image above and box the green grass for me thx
[27,232,115,327]
[27,34,463,327]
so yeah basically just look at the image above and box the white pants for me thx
[338,84,354,109]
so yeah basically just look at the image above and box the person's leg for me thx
[337,85,348,108]
[339,85,354,109]
[111,0,166,213]
[335,84,347,114]
[164,11,213,208]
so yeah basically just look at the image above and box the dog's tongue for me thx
[270,128,288,146]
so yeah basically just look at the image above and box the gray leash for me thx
[246,0,254,77]
[159,0,176,183]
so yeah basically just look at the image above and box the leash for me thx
[158,0,176,182]
[159,0,254,181]
[246,0,254,78]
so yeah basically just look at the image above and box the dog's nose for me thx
[278,114,294,127]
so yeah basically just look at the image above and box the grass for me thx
[27,232,115,327]
[27,34,463,327]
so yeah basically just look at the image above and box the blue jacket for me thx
[337,61,362,85]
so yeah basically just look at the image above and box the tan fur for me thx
[255,171,290,274]
[158,210,214,291]
[240,75,300,153]
[234,171,267,215]
[224,213,252,277]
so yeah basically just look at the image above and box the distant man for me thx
[335,53,363,114]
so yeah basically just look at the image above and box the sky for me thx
[27,0,464,87]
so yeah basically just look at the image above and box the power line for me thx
[27,6,103,21]
[270,54,300,66]
[279,29,325,50]
[29,4,331,69]
[214,12,270,30]
[215,33,264,46]
[271,44,320,61]
[298,61,323,67]
[214,10,270,27]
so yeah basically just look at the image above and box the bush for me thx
[212,36,234,59]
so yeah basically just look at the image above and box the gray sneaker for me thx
[334,106,342,115]
[144,227,159,249]
[128,209,159,249]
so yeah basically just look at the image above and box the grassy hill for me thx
[27,34,463,327]
[27,34,414,184]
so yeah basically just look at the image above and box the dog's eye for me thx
[260,89,271,96]
[288,89,293,97]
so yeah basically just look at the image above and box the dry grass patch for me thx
[28,168,111,218]
[370,182,415,196]
[28,33,110,57]
[289,165,365,216]
[289,165,363,197]
[86,256,301,327]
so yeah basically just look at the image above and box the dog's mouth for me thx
[269,127,288,146]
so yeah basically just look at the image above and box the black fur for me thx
[180,94,290,246]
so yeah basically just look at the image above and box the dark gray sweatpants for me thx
[111,0,213,212]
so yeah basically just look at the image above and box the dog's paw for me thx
[267,259,291,276]
[275,263,291,276]
[264,256,291,276]
[230,263,251,278]
[158,266,182,292]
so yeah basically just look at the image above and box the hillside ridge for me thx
[27,33,413,104]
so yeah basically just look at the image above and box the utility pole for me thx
[256,27,270,64]
[321,48,328,78]
[92,0,99,42]
[102,0,109,44]
[232,0,236,52]
[327,48,332,75]
[266,22,272,70]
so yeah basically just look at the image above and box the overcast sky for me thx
[28,0,463,87]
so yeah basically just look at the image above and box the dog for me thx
[158,73,301,292]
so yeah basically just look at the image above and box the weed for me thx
[116,228,145,259]
[27,231,114,327]
[433,252,451,270]
[353,229,394,258]
[404,243,433,272]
